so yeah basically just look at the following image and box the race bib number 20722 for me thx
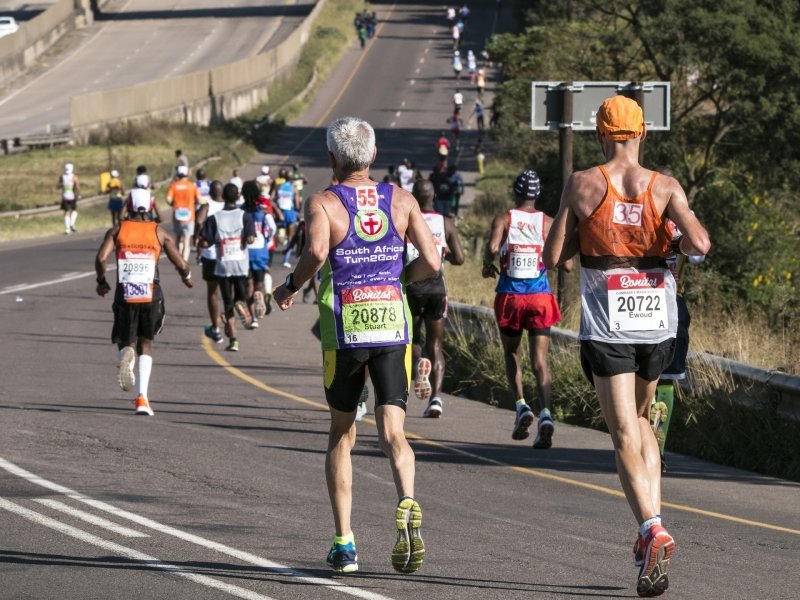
[607,272,668,332]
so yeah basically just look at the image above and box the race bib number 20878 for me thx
[607,272,668,332]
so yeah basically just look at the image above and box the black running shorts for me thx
[323,344,411,413]
[201,258,217,282]
[661,296,691,380]
[111,284,165,346]
[580,337,676,385]
[407,291,448,320]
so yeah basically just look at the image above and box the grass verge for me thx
[440,310,800,482]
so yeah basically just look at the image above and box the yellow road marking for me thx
[201,336,800,537]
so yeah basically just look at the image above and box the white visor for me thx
[129,188,151,213]
[177,165,189,176]
[135,174,150,188]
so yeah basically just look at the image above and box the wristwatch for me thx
[284,272,299,293]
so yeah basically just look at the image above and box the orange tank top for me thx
[116,220,161,304]
[578,166,671,269]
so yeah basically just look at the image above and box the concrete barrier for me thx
[447,301,800,422]
[70,0,326,140]
[0,0,94,85]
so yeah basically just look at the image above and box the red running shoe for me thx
[636,524,675,597]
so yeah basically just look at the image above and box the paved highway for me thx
[0,0,313,138]
[0,1,798,599]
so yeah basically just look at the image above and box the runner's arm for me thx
[194,204,209,253]
[158,228,193,287]
[273,193,329,309]
[543,174,580,269]
[74,176,81,199]
[481,213,506,278]
[94,227,119,296]
[405,201,441,283]
[444,217,465,265]
[665,180,711,256]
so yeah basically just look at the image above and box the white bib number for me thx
[607,272,668,332]
[221,237,245,262]
[118,258,155,284]
[507,243,541,279]
[174,207,191,222]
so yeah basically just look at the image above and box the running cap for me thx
[176,165,189,176]
[135,174,150,188]
[596,95,644,141]
[128,188,152,213]
[513,169,541,199]
[64,163,74,174]
[110,169,119,177]
[260,165,270,175]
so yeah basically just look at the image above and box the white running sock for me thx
[640,516,662,538]
[264,273,273,293]
[64,214,70,231]
[70,211,78,227]
[138,355,153,399]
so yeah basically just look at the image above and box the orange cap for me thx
[596,95,644,141]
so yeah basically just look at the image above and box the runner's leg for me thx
[594,373,659,524]
[326,406,357,536]
[425,317,446,397]
[528,332,553,412]
[500,331,524,399]
[375,404,415,499]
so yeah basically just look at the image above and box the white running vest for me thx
[213,209,249,277]
[405,212,448,266]
[61,174,75,201]
[500,209,544,279]
[200,198,225,260]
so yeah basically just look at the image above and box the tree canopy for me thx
[488,0,800,315]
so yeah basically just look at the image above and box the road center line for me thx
[0,497,275,600]
[0,457,396,600]
[0,268,116,296]
[199,339,800,537]
[34,498,149,538]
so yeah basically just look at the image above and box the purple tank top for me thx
[318,182,411,350]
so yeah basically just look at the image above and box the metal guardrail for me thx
[447,301,800,421]
[1,131,71,156]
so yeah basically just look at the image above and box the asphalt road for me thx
[0,0,314,138]
[0,1,798,599]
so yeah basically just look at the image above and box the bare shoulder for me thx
[569,166,604,195]
[389,185,416,212]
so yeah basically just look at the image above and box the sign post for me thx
[532,81,671,309]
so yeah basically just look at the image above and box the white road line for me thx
[0,458,396,600]
[395,111,401,117]
[0,268,115,296]
[390,122,396,128]
[424,47,429,54]
[415,68,420,73]
[34,498,149,538]
[400,101,406,107]
[410,79,416,85]
[419,57,424,64]
[0,497,275,600]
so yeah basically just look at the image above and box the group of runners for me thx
[91,99,709,596]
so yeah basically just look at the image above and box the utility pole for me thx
[558,83,575,314]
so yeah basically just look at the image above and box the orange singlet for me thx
[116,220,161,303]
[578,166,671,269]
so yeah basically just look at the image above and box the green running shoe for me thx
[391,496,425,573]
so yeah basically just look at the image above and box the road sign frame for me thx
[531,81,671,132]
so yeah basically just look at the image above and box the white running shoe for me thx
[414,358,432,402]
[423,397,443,418]
[282,261,291,268]
[355,402,368,422]
[118,346,136,392]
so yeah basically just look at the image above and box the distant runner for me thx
[107,169,125,227]
[59,163,81,235]
[195,180,225,343]
[274,173,301,267]
[242,180,275,326]
[483,170,569,448]
[256,165,273,198]
[406,179,464,417]
[543,95,710,597]
[166,165,201,262]
[199,183,255,352]
[195,168,212,204]
[273,117,440,575]
[95,188,193,416]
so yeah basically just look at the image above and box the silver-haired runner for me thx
[273,117,441,574]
